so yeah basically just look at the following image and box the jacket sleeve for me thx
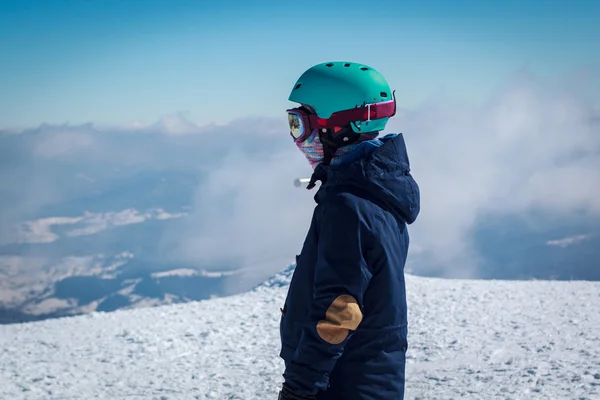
[282,197,375,397]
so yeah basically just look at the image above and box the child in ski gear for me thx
[278,61,420,400]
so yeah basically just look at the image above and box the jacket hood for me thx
[315,133,420,224]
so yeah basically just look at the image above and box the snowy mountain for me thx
[1,265,599,400]
[147,112,203,135]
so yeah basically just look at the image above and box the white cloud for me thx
[386,70,600,276]
[4,209,187,245]
[546,234,590,248]
[12,216,83,244]
[32,124,99,158]
[162,147,315,278]
[1,68,598,282]
[0,254,103,307]
[65,208,186,238]
[150,268,240,279]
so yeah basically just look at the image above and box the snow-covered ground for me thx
[1,266,599,400]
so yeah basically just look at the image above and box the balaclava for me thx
[296,128,378,169]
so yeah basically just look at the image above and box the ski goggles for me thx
[287,92,397,142]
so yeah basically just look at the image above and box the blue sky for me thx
[1,0,599,127]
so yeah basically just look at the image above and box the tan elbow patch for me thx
[316,295,363,345]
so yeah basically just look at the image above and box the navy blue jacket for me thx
[279,133,420,399]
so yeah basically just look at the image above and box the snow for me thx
[1,266,599,399]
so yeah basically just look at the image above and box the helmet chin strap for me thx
[306,125,360,190]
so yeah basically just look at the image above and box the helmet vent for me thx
[294,83,302,90]
[360,67,369,71]
[380,92,388,97]
[326,63,334,67]
[344,63,351,67]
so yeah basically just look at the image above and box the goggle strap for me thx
[311,91,397,129]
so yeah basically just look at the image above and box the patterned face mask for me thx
[295,128,377,169]
[295,129,324,169]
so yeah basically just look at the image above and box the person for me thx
[277,61,420,400]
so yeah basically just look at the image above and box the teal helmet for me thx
[288,61,395,134]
